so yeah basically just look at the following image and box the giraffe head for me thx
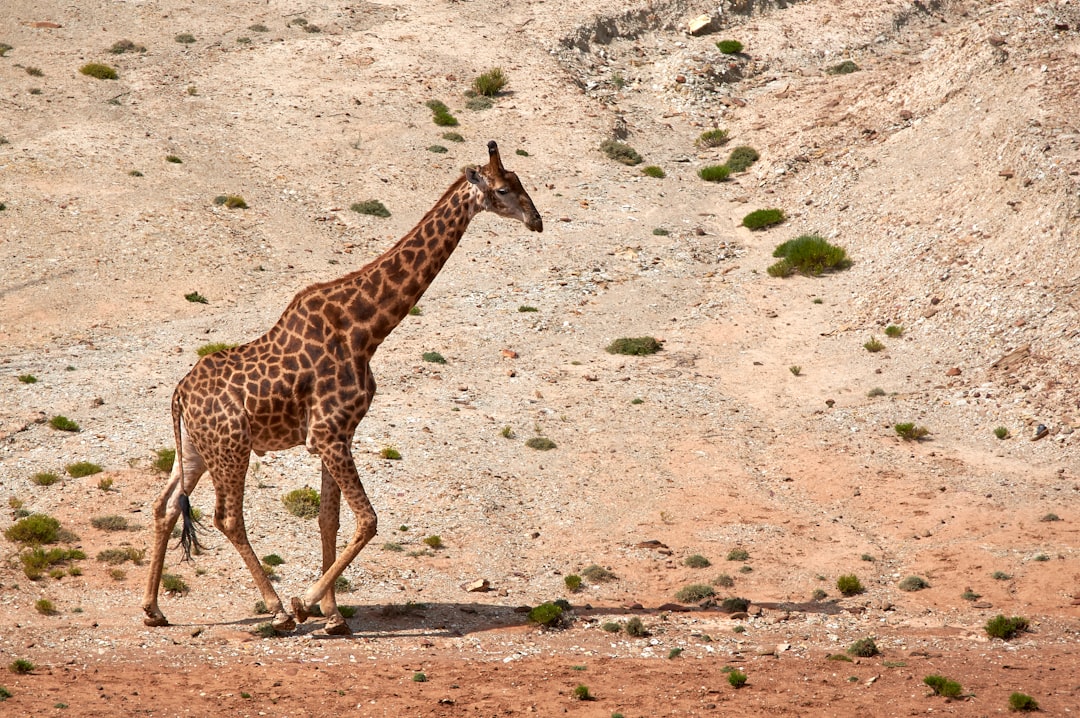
[465,141,543,232]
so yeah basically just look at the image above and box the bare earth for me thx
[2,0,1079,715]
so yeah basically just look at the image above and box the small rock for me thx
[512,605,531,613]
[999,169,1015,178]
[755,645,776,656]
[728,611,749,620]
[464,579,491,593]
[675,74,687,84]
[973,601,993,609]
[501,349,518,359]
[687,14,714,36]
[945,367,961,376]
[636,539,669,550]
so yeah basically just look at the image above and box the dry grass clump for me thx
[282,486,320,519]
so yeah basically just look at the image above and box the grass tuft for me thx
[564,574,582,591]
[282,486,320,519]
[894,423,929,441]
[49,415,80,432]
[152,448,175,473]
[525,437,557,451]
[351,200,390,217]
[600,140,643,166]
[769,235,851,277]
[91,515,131,532]
[380,446,402,460]
[726,146,760,172]
[847,638,879,657]
[726,548,749,562]
[184,291,208,304]
[698,165,731,182]
[836,574,864,596]
[66,461,102,477]
[581,565,616,582]
[421,351,446,364]
[716,40,744,54]
[79,63,118,80]
[1008,692,1039,712]
[684,554,711,569]
[31,472,59,486]
[675,584,714,602]
[9,659,35,674]
[697,129,730,148]
[442,131,464,142]
[728,670,748,688]
[161,573,188,594]
[606,337,661,356]
[827,60,859,75]
[742,208,785,230]
[641,165,665,178]
[527,601,564,627]
[985,615,1029,640]
[923,674,962,698]
[472,68,507,96]
[898,575,930,592]
[18,374,37,383]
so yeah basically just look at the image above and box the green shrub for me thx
[527,602,564,627]
[9,659,34,674]
[472,68,507,96]
[152,448,176,473]
[641,165,665,178]
[0,685,10,699]
[836,574,864,596]
[726,146,760,172]
[175,33,196,44]
[184,291,207,304]
[1039,513,1060,522]
[742,209,785,230]
[465,95,493,111]
[728,670,747,688]
[697,129,729,148]
[712,574,735,588]
[109,39,146,54]
[716,40,743,54]
[213,194,248,209]
[675,584,714,602]
[518,305,539,312]
[49,415,80,432]
[884,324,904,338]
[66,461,102,477]
[79,63,117,80]
[335,576,353,593]
[684,554,711,568]
[894,423,929,441]
[351,200,390,217]
[282,486,320,519]
[5,514,61,545]
[601,621,621,633]
[572,684,593,700]
[442,131,464,142]
[985,615,1029,640]
[161,573,188,593]
[35,598,57,615]
[652,227,669,236]
[18,374,37,383]
[606,337,661,356]
[20,547,83,579]
[923,674,962,698]
[847,638,879,657]
[600,140,642,166]
[96,546,145,565]
[31,472,59,486]
[1008,692,1039,711]
[564,574,582,591]
[425,99,458,126]
[698,165,731,182]
[525,437,556,450]
[625,616,647,637]
[581,565,616,582]
[769,235,851,277]
[380,446,402,460]
[338,605,356,618]
[427,144,448,154]
[422,535,443,549]
[726,548,749,562]
[992,571,1012,580]
[253,622,277,638]
[994,426,1009,439]
[789,365,802,376]
[827,60,859,75]
[898,575,930,592]
[718,597,750,613]
[91,515,130,532]
[412,671,427,683]
[961,588,981,601]
[421,351,446,364]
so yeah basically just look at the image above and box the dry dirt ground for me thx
[2,0,1080,715]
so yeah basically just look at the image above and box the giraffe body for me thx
[142,142,542,632]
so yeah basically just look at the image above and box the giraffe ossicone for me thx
[142,141,542,633]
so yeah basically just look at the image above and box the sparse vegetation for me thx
[742,208,785,230]
[923,674,962,698]
[282,486,320,519]
[380,446,402,460]
[175,33,196,44]
[867,387,886,397]
[768,235,851,277]
[26,66,43,77]
[518,305,539,312]
[1039,513,1060,522]
[185,291,208,304]
[718,597,750,613]
[97,477,114,491]
[985,614,1029,640]
[161,573,188,594]
[728,670,748,688]
[425,99,458,127]
[601,621,621,633]
[527,602,564,627]
[697,129,730,148]
[421,351,446,364]
[961,588,981,601]
[9,659,34,674]
[18,374,37,383]
[91,515,131,532]
[152,448,176,473]
[848,638,880,657]
[20,547,84,579]
[992,571,1012,581]
[109,39,146,54]
[726,548,749,562]
[1008,692,1039,711]
[861,554,875,562]
[894,423,930,441]
[684,554,711,569]
[898,575,930,592]
[564,574,582,591]
[994,426,1010,440]
[253,622,277,638]
[652,227,669,236]
[0,685,10,700]
[442,131,464,142]
[698,164,731,182]
[837,574,865,596]
[351,199,391,217]
[96,546,145,565]
[716,40,744,54]
[79,63,118,80]
[66,461,102,477]
[884,324,904,338]
[166,155,183,164]
[31,472,59,486]
[5,513,61,545]
[581,565,616,582]
[525,437,557,451]
[472,68,507,96]
[335,576,354,593]
[675,584,715,603]
[427,145,448,154]
[712,574,735,588]
[642,165,665,178]
[863,336,885,352]
[412,671,427,683]
[465,95,493,111]
[789,365,802,376]
[339,605,356,618]
[625,616,647,637]
[726,146,760,172]
[827,60,860,75]
[606,337,661,356]
[49,415,80,432]
[213,194,248,209]
[35,598,57,615]
[500,425,515,439]
[600,139,643,166]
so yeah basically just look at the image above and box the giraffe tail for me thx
[177,493,205,561]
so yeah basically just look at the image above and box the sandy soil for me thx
[2,0,1079,715]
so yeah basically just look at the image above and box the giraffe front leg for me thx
[317,462,352,635]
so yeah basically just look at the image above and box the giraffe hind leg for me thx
[316,461,352,635]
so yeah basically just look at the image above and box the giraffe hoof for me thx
[324,616,353,636]
[271,612,296,633]
[290,596,310,624]
[143,615,170,628]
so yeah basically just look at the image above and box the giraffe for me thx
[142,141,542,634]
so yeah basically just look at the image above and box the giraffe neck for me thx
[345,176,484,347]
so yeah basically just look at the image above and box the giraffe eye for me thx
[496,187,509,195]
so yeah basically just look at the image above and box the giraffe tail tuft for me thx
[177,493,205,561]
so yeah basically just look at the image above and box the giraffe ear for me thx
[465,165,485,187]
